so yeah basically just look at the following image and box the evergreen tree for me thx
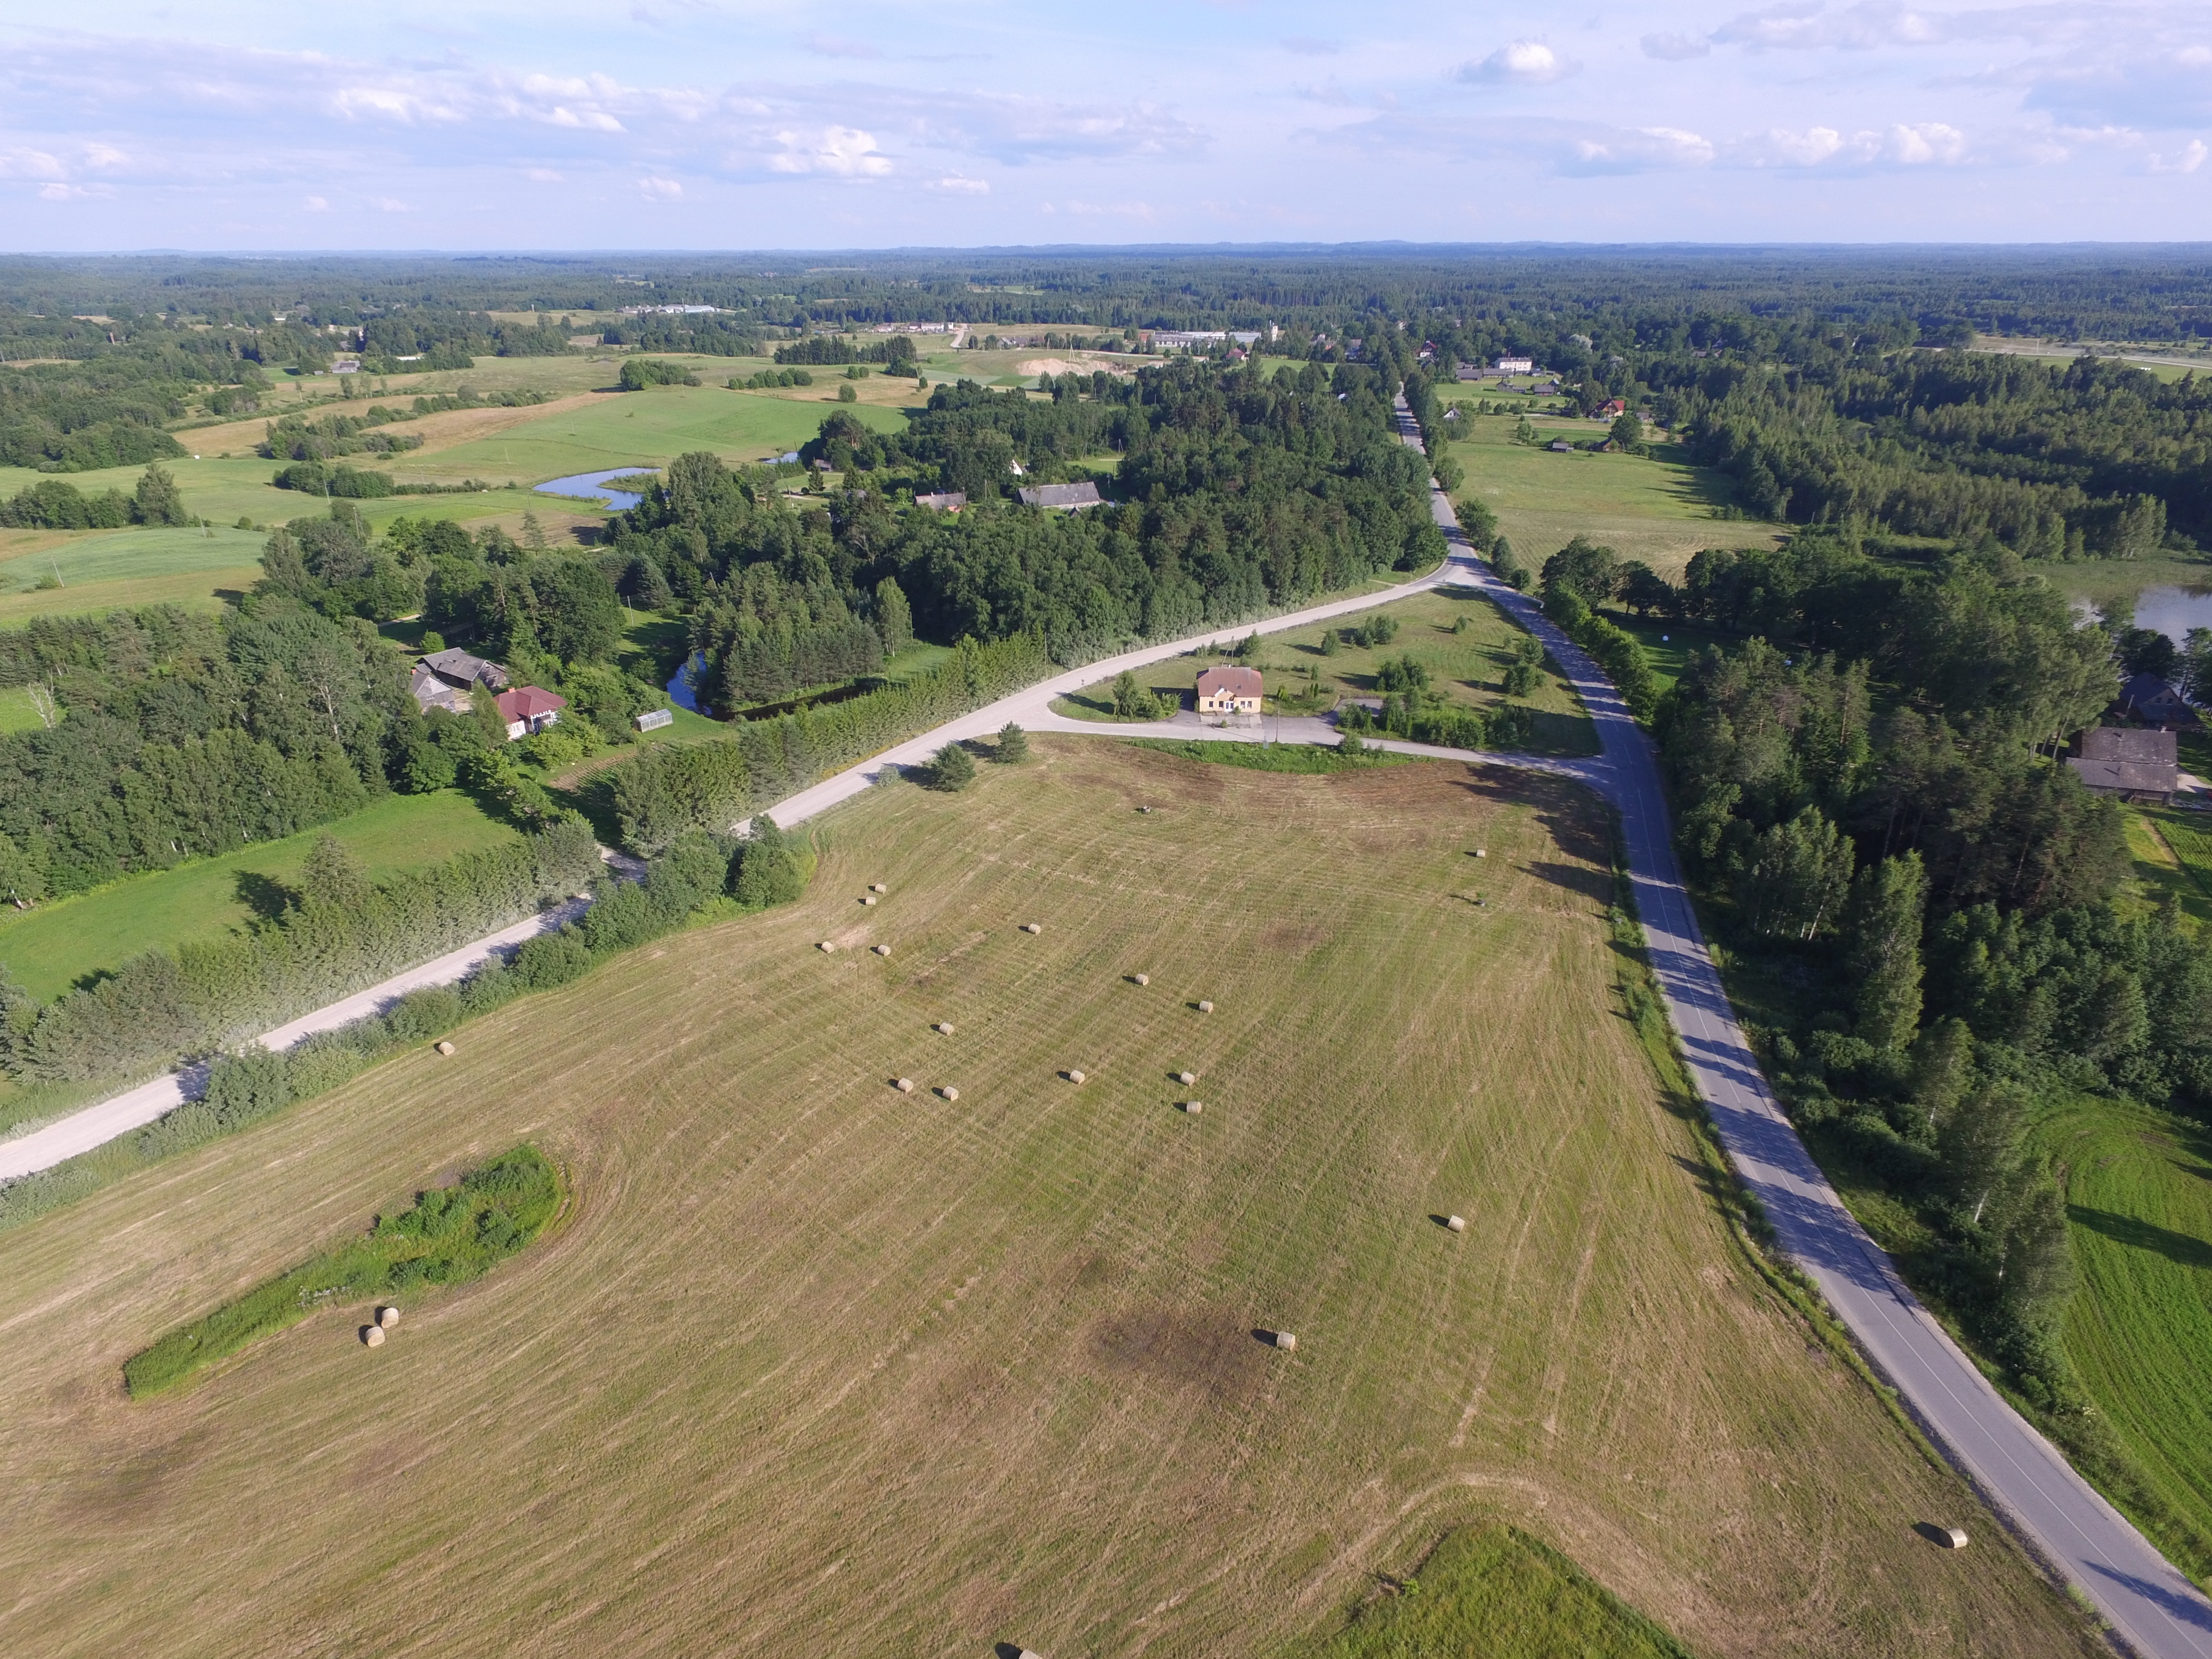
[132,463,191,526]
[993,722,1028,763]
[1846,851,1926,1049]
[927,742,975,790]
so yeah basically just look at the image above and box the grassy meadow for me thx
[0,740,2096,1658]
[1440,405,1787,581]
[0,789,518,1004]
[2038,1098,2212,1552]
[1056,587,1598,755]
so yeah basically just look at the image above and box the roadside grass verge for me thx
[1124,738,1408,774]
[122,1144,560,1398]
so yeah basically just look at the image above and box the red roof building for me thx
[495,686,567,740]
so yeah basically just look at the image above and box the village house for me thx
[2120,671,2198,728]
[495,686,568,741]
[914,491,967,512]
[410,647,509,717]
[411,648,566,742]
[1496,356,1535,374]
[2068,726,2180,805]
[1195,664,1264,721]
[1017,481,1103,510]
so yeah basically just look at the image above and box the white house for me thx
[1496,356,1535,374]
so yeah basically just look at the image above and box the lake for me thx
[534,468,657,512]
[2075,585,2212,645]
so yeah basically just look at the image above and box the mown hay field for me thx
[0,740,2095,1658]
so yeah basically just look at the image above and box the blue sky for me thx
[2,2,2207,249]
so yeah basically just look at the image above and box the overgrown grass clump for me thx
[1305,1524,1694,1658]
[1128,738,1408,775]
[123,1145,560,1399]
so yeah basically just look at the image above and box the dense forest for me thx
[601,357,1443,710]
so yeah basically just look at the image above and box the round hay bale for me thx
[870,883,887,894]
[1022,922,1042,935]
[935,1022,955,1035]
[1273,1331,1297,1352]
[434,1040,455,1056]
[378,1305,401,1329]
[363,1326,385,1348]
[1183,1100,1203,1115]
[1474,848,1487,858]
[1197,1000,1214,1014]
[1176,1070,1197,1085]
[939,1085,960,1102]
[1941,1527,1969,1550]
[862,895,878,906]
[1065,1070,1086,1084]
[818,941,836,953]
[1132,973,1150,987]
[873,943,891,957]
[1446,1214,1466,1233]
[895,1077,915,1093]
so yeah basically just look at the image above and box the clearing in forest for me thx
[0,740,2097,1658]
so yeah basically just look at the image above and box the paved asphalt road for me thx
[1382,399,2212,1657]
[9,395,2211,1652]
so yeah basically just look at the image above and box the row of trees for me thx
[1636,532,2182,1416]
[0,463,192,529]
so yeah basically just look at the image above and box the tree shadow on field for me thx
[233,869,293,921]
[2068,1203,2212,1272]
[1448,768,1608,873]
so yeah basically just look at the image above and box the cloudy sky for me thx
[2,2,2207,249]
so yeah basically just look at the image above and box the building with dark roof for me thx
[2120,671,2198,728]
[1016,481,1103,510]
[2068,726,2179,804]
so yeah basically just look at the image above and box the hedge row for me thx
[2,815,602,1084]
[0,819,811,1237]
[604,629,1054,852]
[1541,584,1658,721]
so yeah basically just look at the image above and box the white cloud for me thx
[1641,32,1712,60]
[2151,138,2208,173]
[304,194,330,210]
[379,196,410,211]
[1457,40,1579,86]
[1872,121,1967,163]
[638,174,682,199]
[525,168,563,182]
[0,148,67,180]
[81,143,128,171]
[1282,36,1339,55]
[768,126,891,177]
[927,174,989,194]
[1725,125,1846,165]
[802,33,881,60]
[1570,126,1716,171]
[39,182,89,200]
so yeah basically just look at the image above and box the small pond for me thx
[667,650,706,714]
[534,468,658,512]
[2073,586,2212,646]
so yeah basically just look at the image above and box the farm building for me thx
[410,648,510,717]
[1496,356,1535,373]
[495,686,568,740]
[1548,440,1574,452]
[914,491,967,512]
[2068,726,2180,804]
[1017,481,1103,510]
[2119,671,2198,729]
[1196,665,1264,718]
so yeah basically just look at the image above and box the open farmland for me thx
[0,740,2095,1658]
[1442,407,1787,580]
[404,381,913,485]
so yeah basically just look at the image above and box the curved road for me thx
[8,399,2211,1652]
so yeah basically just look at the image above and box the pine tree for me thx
[993,722,1029,763]
[1846,851,1926,1049]
[928,742,975,790]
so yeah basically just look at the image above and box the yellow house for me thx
[1196,665,1263,715]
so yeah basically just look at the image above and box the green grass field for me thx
[1442,409,1786,581]
[2038,1097,2212,1551]
[403,382,912,485]
[0,740,2096,1658]
[1303,1524,1693,1658]
[0,524,267,621]
[1056,587,1597,755]
[0,789,517,1004]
